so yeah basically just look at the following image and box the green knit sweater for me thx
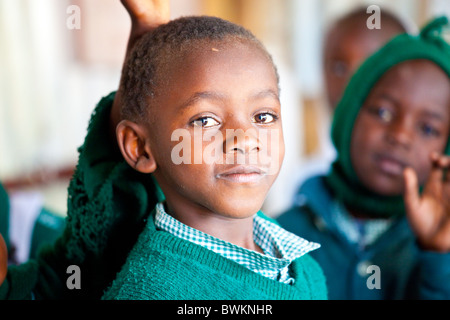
[102,208,327,300]
[0,92,160,299]
[0,92,327,300]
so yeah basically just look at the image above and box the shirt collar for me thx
[154,202,320,283]
[331,200,393,249]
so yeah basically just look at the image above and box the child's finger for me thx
[403,167,420,218]
[122,0,171,58]
[430,152,450,170]
[121,0,170,25]
[424,154,446,196]
[403,167,441,242]
[436,154,450,168]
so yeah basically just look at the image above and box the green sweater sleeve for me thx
[0,262,38,300]
[0,92,160,299]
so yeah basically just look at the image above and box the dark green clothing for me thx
[0,183,9,250]
[1,92,160,299]
[278,176,450,299]
[103,208,327,300]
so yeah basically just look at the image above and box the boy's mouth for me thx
[373,153,408,177]
[216,165,267,184]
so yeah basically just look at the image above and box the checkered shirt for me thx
[331,200,393,250]
[154,202,320,284]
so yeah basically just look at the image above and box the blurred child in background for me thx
[278,17,450,299]
[294,7,411,192]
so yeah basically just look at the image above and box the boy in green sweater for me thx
[101,13,326,300]
[0,0,327,300]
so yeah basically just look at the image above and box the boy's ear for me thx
[116,120,157,173]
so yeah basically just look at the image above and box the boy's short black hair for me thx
[119,15,279,122]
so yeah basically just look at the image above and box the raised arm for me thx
[110,0,170,139]
[0,0,170,299]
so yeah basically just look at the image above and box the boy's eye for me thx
[368,105,394,123]
[419,123,441,138]
[330,60,349,78]
[192,117,220,128]
[379,108,393,123]
[253,112,277,124]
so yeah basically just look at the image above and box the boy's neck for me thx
[163,201,264,254]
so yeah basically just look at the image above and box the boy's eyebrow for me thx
[178,89,280,110]
[422,109,448,122]
[374,93,398,105]
[250,89,280,101]
[178,91,226,110]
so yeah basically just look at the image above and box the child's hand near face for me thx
[0,234,7,286]
[404,153,450,252]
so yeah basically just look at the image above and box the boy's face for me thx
[351,60,450,196]
[324,21,402,109]
[145,40,284,219]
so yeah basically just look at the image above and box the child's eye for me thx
[368,105,394,123]
[419,123,441,138]
[378,108,393,123]
[330,60,349,78]
[192,117,220,128]
[252,112,278,124]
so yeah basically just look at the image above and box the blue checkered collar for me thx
[154,202,320,284]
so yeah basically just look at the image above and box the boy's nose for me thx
[223,128,261,155]
[386,118,413,148]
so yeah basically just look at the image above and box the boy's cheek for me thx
[258,129,284,176]
[413,147,445,185]
[415,160,433,186]
[271,140,285,176]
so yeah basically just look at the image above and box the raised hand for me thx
[111,0,171,139]
[121,0,170,53]
[403,152,450,252]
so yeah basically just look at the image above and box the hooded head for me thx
[327,16,450,218]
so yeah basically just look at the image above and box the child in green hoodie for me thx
[278,16,450,299]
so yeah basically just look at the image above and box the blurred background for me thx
[0,0,449,222]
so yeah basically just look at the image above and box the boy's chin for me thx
[214,199,265,220]
[367,179,405,197]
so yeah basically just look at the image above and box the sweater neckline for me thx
[143,208,309,299]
